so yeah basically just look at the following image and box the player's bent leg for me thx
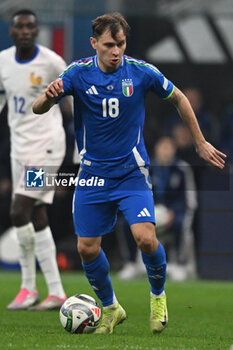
[131,222,158,254]
[131,222,168,332]
[77,236,102,263]
[78,236,127,334]
[78,237,114,307]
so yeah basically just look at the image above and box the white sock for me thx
[103,294,118,309]
[151,291,165,298]
[16,223,36,293]
[35,226,65,298]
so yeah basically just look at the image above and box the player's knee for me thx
[77,240,100,262]
[136,232,158,254]
[137,237,155,254]
[10,205,30,227]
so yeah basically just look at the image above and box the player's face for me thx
[90,28,126,73]
[9,14,38,49]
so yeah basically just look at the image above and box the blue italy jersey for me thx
[59,55,174,177]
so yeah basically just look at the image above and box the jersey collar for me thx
[15,45,39,64]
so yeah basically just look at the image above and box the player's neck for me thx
[16,45,37,61]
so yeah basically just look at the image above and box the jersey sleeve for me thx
[59,62,77,96]
[145,63,174,100]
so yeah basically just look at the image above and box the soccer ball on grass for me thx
[59,294,101,334]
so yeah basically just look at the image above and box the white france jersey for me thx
[0,44,66,160]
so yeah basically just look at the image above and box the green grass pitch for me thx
[0,270,232,350]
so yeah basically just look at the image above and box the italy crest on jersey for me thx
[122,79,133,97]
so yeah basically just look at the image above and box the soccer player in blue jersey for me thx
[33,13,226,334]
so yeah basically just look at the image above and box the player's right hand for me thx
[196,141,226,169]
[45,78,64,100]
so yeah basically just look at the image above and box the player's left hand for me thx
[196,141,227,169]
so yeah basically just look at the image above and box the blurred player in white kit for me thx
[0,9,68,310]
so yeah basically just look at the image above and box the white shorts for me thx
[11,155,64,205]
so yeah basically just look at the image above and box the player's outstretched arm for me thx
[168,86,226,169]
[32,78,64,114]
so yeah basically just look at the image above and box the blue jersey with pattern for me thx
[59,55,174,177]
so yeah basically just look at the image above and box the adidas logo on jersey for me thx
[137,208,151,217]
[86,85,98,95]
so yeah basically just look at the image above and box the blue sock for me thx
[82,249,114,307]
[142,242,167,295]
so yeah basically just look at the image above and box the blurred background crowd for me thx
[0,0,233,280]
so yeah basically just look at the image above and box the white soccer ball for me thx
[59,294,101,334]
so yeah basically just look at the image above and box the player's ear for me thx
[90,37,97,50]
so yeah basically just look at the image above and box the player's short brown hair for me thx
[11,9,37,25]
[92,13,130,40]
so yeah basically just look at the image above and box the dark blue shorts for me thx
[73,168,155,237]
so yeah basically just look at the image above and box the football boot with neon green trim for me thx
[94,303,127,334]
[150,293,168,333]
